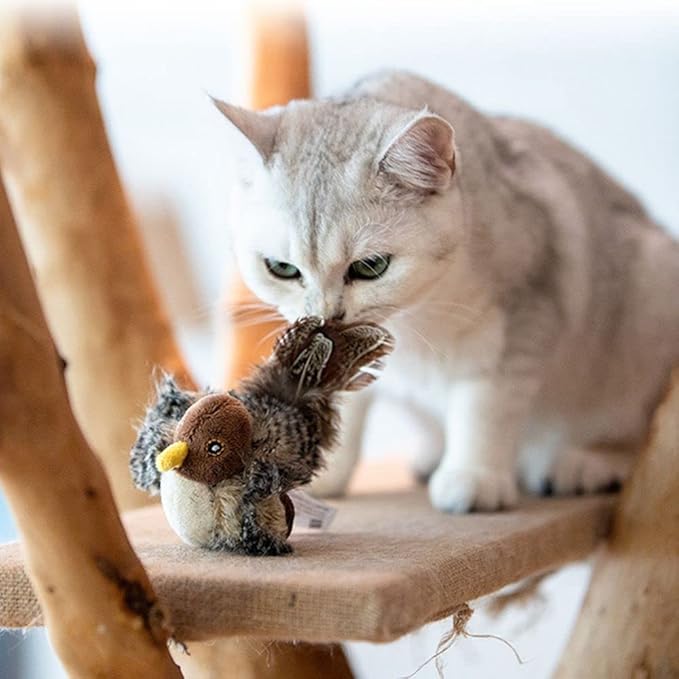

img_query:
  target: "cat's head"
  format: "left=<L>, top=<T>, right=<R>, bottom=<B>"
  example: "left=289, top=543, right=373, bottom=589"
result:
left=217, top=95, right=463, bottom=324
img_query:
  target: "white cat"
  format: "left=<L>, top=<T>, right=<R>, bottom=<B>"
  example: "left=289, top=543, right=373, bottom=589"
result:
left=216, top=71, right=679, bottom=512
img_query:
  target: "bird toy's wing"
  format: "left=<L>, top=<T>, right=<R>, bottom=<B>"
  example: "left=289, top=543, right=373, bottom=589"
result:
left=289, top=332, right=334, bottom=390
left=129, top=373, right=204, bottom=494
left=269, top=316, right=325, bottom=370
left=264, top=316, right=394, bottom=395
left=287, top=320, right=395, bottom=393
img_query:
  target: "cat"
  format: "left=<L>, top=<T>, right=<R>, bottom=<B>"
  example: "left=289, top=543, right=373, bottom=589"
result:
left=214, top=71, right=679, bottom=512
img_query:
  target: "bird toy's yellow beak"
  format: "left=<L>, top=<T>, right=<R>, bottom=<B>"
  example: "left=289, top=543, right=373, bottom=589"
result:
left=156, top=441, right=189, bottom=473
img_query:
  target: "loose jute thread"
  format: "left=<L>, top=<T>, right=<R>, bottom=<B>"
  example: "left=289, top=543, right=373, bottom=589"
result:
left=401, top=603, right=525, bottom=679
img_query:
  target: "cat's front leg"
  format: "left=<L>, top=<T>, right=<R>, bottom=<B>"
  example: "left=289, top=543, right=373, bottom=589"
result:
left=429, top=376, right=538, bottom=513
left=308, top=388, right=374, bottom=497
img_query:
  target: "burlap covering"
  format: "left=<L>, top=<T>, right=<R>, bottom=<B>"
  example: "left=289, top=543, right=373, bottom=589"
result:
left=0, top=487, right=614, bottom=643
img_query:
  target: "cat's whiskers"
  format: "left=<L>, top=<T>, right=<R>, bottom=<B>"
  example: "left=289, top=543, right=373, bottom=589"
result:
left=233, top=315, right=285, bottom=330
left=187, top=300, right=223, bottom=323
left=390, top=310, right=447, bottom=361
left=415, top=299, right=480, bottom=314
left=224, top=302, right=277, bottom=316
left=224, top=300, right=285, bottom=329
left=255, top=324, right=287, bottom=349
left=370, top=305, right=449, bottom=362
left=380, top=301, right=478, bottom=332
left=413, top=304, right=481, bottom=325
left=228, top=308, right=279, bottom=320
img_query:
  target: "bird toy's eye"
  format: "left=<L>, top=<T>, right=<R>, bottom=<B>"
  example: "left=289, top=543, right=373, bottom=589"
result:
left=207, top=440, right=223, bottom=456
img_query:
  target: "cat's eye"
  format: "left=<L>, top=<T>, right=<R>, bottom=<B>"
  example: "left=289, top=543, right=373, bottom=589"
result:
left=264, top=257, right=301, bottom=280
left=207, top=441, right=223, bottom=456
left=348, top=255, right=391, bottom=281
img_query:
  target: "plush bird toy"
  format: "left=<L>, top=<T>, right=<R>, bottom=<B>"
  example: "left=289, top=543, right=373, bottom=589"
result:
left=130, top=317, right=394, bottom=555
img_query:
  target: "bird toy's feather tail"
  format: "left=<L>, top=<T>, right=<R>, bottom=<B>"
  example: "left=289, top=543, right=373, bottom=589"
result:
left=321, top=322, right=395, bottom=393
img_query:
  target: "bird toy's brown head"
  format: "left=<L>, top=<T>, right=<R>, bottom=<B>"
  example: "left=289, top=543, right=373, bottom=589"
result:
left=155, top=393, right=253, bottom=486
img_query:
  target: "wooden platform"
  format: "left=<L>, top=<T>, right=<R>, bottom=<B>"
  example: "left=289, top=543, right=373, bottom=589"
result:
left=0, top=463, right=616, bottom=643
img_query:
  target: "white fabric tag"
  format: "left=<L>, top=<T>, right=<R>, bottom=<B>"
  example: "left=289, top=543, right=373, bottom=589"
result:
left=288, top=489, right=337, bottom=531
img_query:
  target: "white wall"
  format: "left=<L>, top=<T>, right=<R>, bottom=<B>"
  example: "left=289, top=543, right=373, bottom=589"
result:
left=2, top=1, right=677, bottom=677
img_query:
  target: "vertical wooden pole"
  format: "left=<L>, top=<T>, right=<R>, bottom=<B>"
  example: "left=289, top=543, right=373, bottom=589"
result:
left=250, top=6, right=311, bottom=109
left=555, top=369, right=679, bottom=677
left=0, top=178, right=182, bottom=678
left=0, top=8, right=193, bottom=510
left=221, top=6, right=310, bottom=387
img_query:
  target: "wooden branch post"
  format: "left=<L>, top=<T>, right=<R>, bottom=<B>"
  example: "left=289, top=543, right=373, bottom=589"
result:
left=0, top=179, right=182, bottom=678
left=0, top=8, right=351, bottom=677
left=0, top=9, right=191, bottom=510
left=555, top=370, right=679, bottom=677
left=221, top=6, right=309, bottom=387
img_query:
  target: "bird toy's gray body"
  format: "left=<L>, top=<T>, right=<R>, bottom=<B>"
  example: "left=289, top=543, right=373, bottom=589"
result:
left=130, top=317, right=393, bottom=555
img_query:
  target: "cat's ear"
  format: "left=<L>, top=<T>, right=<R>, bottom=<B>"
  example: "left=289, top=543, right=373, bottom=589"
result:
left=212, top=98, right=280, bottom=162
left=378, top=112, right=456, bottom=193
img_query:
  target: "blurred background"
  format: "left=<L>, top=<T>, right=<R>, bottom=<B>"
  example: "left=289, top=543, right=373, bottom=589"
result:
left=1, top=0, right=677, bottom=677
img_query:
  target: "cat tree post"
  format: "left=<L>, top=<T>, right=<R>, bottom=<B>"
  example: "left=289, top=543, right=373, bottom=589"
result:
left=555, top=369, right=679, bottom=677
left=0, top=179, right=182, bottom=678
left=221, top=5, right=307, bottom=387
left=0, top=9, right=191, bottom=511
left=0, top=7, right=351, bottom=676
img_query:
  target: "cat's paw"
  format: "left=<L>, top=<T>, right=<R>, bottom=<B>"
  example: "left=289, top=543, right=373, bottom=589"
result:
left=410, top=445, right=444, bottom=484
left=428, top=465, right=518, bottom=513
left=410, top=420, right=445, bottom=483
left=521, top=446, right=631, bottom=496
